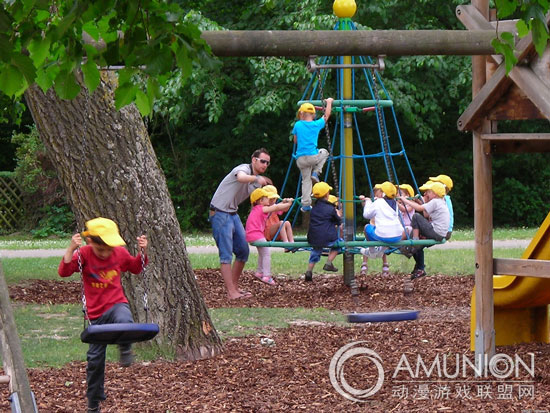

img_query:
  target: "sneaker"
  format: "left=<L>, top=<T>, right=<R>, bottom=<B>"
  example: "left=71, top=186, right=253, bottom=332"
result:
left=304, top=270, right=313, bottom=282
left=300, top=205, right=312, bottom=212
left=360, top=264, right=368, bottom=276
left=311, top=172, right=320, bottom=184
left=119, top=349, right=135, bottom=367
left=323, top=262, right=338, bottom=272
left=382, top=263, right=390, bottom=276
left=410, top=268, right=427, bottom=280
left=88, top=405, right=101, bottom=413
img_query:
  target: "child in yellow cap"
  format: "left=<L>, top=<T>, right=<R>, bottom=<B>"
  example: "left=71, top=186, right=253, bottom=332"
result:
left=399, top=181, right=450, bottom=280
left=359, top=182, right=405, bottom=276
left=58, top=217, right=148, bottom=412
left=429, top=174, right=454, bottom=240
left=246, top=188, right=293, bottom=285
left=262, top=185, right=295, bottom=247
left=292, top=97, right=334, bottom=212
left=304, top=182, right=342, bottom=281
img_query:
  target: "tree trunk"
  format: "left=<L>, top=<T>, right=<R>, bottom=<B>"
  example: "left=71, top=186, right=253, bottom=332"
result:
left=24, top=71, right=222, bottom=361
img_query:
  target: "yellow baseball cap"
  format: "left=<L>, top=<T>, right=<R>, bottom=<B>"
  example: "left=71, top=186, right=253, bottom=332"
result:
left=429, top=174, right=453, bottom=191
left=262, top=185, right=279, bottom=199
left=250, top=188, right=268, bottom=204
left=374, top=181, right=397, bottom=199
left=328, top=195, right=338, bottom=205
left=312, top=182, right=332, bottom=198
left=82, top=217, right=126, bottom=247
left=418, top=181, right=434, bottom=192
left=420, top=181, right=446, bottom=197
left=298, top=103, right=316, bottom=114
left=398, top=184, right=415, bottom=198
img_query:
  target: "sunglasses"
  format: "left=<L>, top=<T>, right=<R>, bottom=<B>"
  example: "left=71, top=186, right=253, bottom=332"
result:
left=255, top=158, right=270, bottom=165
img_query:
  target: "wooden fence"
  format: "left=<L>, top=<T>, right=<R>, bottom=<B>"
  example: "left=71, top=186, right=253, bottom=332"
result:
left=0, top=173, right=24, bottom=233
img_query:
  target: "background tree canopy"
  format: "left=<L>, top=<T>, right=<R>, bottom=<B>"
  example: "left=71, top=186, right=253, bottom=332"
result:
left=2, top=0, right=550, bottom=232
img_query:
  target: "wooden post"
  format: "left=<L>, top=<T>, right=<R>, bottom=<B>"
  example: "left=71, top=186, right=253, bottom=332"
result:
left=472, top=0, right=495, bottom=369
left=0, top=262, right=37, bottom=412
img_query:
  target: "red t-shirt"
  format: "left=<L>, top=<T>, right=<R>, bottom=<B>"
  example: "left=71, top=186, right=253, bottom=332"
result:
left=58, top=245, right=148, bottom=320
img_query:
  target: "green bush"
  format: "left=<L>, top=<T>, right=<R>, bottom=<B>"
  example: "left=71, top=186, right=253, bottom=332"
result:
left=11, top=125, right=75, bottom=235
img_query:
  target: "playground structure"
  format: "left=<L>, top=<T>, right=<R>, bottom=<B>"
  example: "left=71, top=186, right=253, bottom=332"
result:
left=3, top=0, right=550, bottom=410
left=202, top=0, right=550, bottom=368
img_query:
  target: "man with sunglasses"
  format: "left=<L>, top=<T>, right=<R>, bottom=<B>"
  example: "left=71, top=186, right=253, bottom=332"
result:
left=209, top=148, right=271, bottom=299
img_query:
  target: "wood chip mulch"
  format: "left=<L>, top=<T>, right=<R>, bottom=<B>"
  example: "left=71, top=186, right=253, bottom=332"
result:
left=3, top=269, right=550, bottom=412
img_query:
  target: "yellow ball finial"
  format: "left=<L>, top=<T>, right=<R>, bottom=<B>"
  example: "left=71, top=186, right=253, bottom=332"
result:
left=333, top=0, right=357, bottom=18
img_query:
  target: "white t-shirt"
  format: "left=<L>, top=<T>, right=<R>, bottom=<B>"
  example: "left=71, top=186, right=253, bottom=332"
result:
left=362, top=198, right=403, bottom=239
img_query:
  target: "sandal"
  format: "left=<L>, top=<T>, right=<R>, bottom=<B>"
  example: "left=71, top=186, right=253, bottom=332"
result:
left=382, top=264, right=390, bottom=276
left=254, top=272, right=276, bottom=286
left=360, top=264, right=368, bottom=276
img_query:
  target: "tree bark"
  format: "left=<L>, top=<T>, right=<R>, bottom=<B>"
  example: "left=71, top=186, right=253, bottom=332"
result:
left=24, top=71, right=222, bottom=361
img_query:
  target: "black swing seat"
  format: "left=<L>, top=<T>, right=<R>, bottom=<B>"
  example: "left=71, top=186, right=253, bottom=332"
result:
left=81, top=323, right=159, bottom=345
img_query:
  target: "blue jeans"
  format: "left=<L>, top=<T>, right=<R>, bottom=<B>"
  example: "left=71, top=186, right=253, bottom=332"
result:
left=309, top=238, right=342, bottom=264
left=87, top=303, right=133, bottom=407
left=365, top=224, right=402, bottom=243
left=210, top=211, right=249, bottom=264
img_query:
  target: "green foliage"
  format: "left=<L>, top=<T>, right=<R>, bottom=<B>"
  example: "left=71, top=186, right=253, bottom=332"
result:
left=0, top=0, right=211, bottom=116
left=11, top=124, right=75, bottom=234
left=30, top=204, right=74, bottom=238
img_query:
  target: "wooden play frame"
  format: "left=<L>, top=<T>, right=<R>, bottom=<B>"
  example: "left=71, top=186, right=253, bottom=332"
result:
left=202, top=0, right=550, bottom=368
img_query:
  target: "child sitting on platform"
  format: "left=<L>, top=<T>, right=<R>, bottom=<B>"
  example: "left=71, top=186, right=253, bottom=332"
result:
left=359, top=182, right=404, bottom=276
left=246, top=188, right=293, bottom=285
left=263, top=185, right=295, bottom=246
left=304, top=182, right=342, bottom=282
left=397, top=184, right=416, bottom=236
left=399, top=181, right=450, bottom=280
left=429, top=174, right=454, bottom=240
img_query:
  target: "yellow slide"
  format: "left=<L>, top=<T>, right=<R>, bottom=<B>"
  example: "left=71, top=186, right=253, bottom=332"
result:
left=471, top=211, right=550, bottom=348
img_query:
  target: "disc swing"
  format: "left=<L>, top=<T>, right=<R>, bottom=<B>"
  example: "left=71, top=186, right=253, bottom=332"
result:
left=77, top=245, right=159, bottom=345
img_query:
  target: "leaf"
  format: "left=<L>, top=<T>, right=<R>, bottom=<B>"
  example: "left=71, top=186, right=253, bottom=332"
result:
left=54, top=70, right=81, bottom=100
left=11, top=53, right=36, bottom=84
left=516, top=19, right=529, bottom=38
left=35, top=68, right=54, bottom=92
left=495, top=0, right=517, bottom=19
left=491, top=37, right=518, bottom=73
left=114, top=82, right=138, bottom=109
left=27, top=36, right=51, bottom=67
left=0, top=65, right=26, bottom=97
left=82, top=60, right=100, bottom=92
left=0, top=34, right=12, bottom=62
left=135, top=89, right=151, bottom=116
left=531, top=17, right=549, bottom=56
left=0, top=7, right=13, bottom=32
left=82, top=21, right=100, bottom=41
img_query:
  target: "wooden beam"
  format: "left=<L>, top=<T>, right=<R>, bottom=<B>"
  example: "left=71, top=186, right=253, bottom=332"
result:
left=456, top=5, right=505, bottom=64
left=481, top=133, right=550, bottom=140
left=457, top=33, right=537, bottom=131
left=508, top=66, right=550, bottom=119
left=494, top=258, right=550, bottom=277
left=0, top=263, right=36, bottom=411
left=201, top=30, right=500, bottom=57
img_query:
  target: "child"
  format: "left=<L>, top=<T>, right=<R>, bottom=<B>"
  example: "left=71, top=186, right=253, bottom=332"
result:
left=359, top=182, right=404, bottom=276
left=263, top=185, right=295, bottom=245
left=246, top=188, right=293, bottom=285
left=397, top=184, right=415, bottom=236
left=429, top=174, right=454, bottom=240
left=292, top=98, right=334, bottom=212
left=304, top=182, right=342, bottom=281
left=399, top=181, right=450, bottom=280
left=58, top=217, right=148, bottom=413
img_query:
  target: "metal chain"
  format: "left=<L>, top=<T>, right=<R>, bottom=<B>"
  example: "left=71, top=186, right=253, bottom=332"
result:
left=316, top=69, right=339, bottom=196
left=370, top=68, right=394, bottom=182
left=77, top=248, right=90, bottom=327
